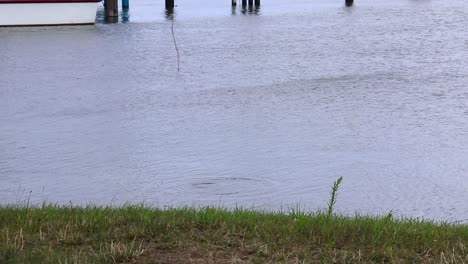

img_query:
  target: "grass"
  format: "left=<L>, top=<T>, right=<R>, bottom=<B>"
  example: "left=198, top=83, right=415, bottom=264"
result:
left=0, top=205, right=467, bottom=263
left=326, top=176, right=343, bottom=218
left=0, top=178, right=467, bottom=263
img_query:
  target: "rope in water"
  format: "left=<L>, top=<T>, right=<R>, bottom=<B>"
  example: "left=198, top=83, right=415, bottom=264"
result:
left=171, top=17, right=180, bottom=72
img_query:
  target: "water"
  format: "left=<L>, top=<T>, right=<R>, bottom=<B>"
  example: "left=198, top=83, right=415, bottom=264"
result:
left=1, top=0, right=467, bottom=222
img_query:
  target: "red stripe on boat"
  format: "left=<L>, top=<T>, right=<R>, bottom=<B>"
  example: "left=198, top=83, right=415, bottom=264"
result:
left=0, top=0, right=101, bottom=3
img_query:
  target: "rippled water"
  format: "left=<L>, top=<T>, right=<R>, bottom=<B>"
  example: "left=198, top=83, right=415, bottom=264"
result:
left=1, top=0, right=467, bottom=222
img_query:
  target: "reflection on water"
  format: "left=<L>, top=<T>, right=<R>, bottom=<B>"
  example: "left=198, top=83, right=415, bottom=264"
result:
left=121, top=9, right=130, bottom=23
left=240, top=5, right=261, bottom=15
left=165, top=9, right=175, bottom=20
left=0, top=0, right=467, bottom=223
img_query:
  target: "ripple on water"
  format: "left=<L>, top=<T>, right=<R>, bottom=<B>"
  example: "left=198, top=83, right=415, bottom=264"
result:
left=192, top=177, right=255, bottom=195
left=159, top=175, right=282, bottom=203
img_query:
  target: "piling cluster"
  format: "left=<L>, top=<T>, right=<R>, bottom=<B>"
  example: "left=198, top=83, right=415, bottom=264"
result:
left=103, top=0, right=353, bottom=19
left=231, top=0, right=261, bottom=7
left=103, top=0, right=128, bottom=17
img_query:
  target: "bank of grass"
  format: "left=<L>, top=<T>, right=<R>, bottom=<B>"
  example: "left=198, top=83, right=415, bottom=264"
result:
left=2, top=178, right=467, bottom=263
left=0, top=205, right=466, bottom=263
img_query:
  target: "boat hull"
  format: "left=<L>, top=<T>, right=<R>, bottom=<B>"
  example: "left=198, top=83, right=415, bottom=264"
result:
left=0, top=2, right=98, bottom=26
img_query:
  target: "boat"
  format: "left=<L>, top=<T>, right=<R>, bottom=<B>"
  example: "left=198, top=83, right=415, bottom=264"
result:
left=0, top=0, right=101, bottom=26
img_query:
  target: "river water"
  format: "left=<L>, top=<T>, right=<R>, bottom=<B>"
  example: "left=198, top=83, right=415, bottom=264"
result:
left=1, top=0, right=467, bottom=222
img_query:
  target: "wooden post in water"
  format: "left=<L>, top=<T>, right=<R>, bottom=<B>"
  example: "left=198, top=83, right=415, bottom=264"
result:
left=242, top=0, right=246, bottom=6
left=105, top=0, right=118, bottom=17
left=254, top=0, right=260, bottom=6
left=232, top=0, right=236, bottom=6
left=122, top=0, right=129, bottom=9
left=248, top=0, right=253, bottom=6
left=165, top=0, right=174, bottom=10
left=345, top=0, right=353, bottom=6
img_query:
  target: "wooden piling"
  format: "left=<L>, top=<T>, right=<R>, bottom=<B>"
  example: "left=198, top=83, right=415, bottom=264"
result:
left=105, top=0, right=118, bottom=17
left=254, top=0, right=260, bottom=6
left=241, top=0, right=246, bottom=6
left=232, top=0, right=236, bottom=6
left=345, top=0, right=353, bottom=6
left=165, top=0, right=174, bottom=10
left=248, top=0, right=253, bottom=6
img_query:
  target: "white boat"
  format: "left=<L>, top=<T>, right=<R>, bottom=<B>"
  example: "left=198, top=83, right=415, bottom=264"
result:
left=0, top=0, right=101, bottom=26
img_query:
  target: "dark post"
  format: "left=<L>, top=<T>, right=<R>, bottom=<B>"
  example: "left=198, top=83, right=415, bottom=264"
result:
left=254, top=0, right=260, bottom=6
left=165, top=0, right=174, bottom=10
left=232, top=0, right=236, bottom=6
left=241, top=0, right=246, bottom=6
left=345, top=0, right=353, bottom=6
left=122, top=0, right=129, bottom=9
left=105, top=0, right=118, bottom=17
left=248, top=0, right=253, bottom=6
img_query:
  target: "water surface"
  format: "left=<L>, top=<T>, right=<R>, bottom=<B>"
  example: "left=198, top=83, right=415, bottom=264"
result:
left=1, top=0, right=467, bottom=222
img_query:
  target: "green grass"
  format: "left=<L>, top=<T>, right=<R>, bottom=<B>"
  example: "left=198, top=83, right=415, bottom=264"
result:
left=1, top=178, right=467, bottom=263
left=0, top=204, right=467, bottom=263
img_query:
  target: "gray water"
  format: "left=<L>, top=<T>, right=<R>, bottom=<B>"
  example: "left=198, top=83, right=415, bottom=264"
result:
left=1, top=0, right=467, bottom=222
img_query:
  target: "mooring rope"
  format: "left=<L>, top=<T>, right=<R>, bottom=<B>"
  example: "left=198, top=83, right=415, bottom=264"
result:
left=171, top=17, right=180, bottom=72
